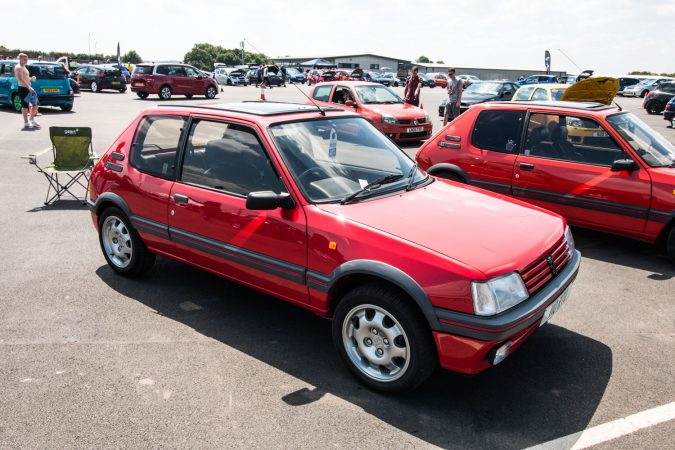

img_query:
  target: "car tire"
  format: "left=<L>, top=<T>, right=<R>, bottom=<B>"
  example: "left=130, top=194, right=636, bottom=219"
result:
left=159, top=85, right=172, bottom=100
left=227, top=79, right=232, bottom=86
left=90, top=81, right=99, bottom=93
left=136, top=92, right=149, bottom=99
left=98, top=207, right=155, bottom=278
left=205, top=86, right=217, bottom=99
left=12, top=93, right=22, bottom=112
left=119, top=89, right=126, bottom=94
left=640, top=90, right=649, bottom=98
left=666, top=226, right=675, bottom=263
left=60, top=104, right=73, bottom=112
left=646, top=102, right=661, bottom=115
left=332, top=282, right=437, bottom=393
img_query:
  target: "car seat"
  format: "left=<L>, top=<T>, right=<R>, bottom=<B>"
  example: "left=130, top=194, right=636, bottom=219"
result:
left=550, top=125, right=584, bottom=163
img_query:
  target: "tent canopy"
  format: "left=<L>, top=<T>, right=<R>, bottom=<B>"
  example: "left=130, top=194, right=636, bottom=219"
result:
left=300, top=58, right=336, bottom=68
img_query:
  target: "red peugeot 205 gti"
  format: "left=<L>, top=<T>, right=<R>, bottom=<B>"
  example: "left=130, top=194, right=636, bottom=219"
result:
left=88, top=102, right=580, bottom=393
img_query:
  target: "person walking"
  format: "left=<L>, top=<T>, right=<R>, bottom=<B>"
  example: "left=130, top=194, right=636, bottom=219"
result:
left=256, top=64, right=263, bottom=88
left=443, top=68, right=463, bottom=126
left=14, top=53, right=40, bottom=130
left=280, top=66, right=287, bottom=87
left=403, top=66, right=422, bottom=106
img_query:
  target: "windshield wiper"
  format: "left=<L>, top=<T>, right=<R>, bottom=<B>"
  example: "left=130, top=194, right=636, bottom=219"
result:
left=405, top=163, right=419, bottom=191
left=340, top=174, right=404, bottom=204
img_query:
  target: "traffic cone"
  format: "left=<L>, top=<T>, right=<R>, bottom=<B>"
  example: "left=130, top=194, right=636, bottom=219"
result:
left=260, top=86, right=266, bottom=101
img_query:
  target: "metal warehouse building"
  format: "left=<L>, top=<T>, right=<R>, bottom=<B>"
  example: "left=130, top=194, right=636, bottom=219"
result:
left=273, top=53, right=565, bottom=80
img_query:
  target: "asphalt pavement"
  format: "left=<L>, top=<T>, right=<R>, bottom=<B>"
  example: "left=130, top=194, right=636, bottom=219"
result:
left=0, top=85, right=673, bottom=449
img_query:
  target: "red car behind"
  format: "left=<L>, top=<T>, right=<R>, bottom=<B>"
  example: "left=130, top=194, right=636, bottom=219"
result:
left=416, top=101, right=675, bottom=259
left=130, top=63, right=219, bottom=100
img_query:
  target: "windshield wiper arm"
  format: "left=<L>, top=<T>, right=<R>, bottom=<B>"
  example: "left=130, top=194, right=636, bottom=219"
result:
left=341, top=174, right=404, bottom=204
left=406, top=163, right=419, bottom=191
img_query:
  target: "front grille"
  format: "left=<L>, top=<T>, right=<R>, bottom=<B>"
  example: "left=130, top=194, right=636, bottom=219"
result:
left=520, top=237, right=571, bottom=295
left=398, top=117, right=426, bottom=125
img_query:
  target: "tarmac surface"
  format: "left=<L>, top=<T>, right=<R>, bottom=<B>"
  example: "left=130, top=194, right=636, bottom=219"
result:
left=0, top=84, right=673, bottom=449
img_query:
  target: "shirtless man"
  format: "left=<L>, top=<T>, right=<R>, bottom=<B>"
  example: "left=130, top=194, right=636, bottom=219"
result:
left=14, top=53, right=40, bottom=129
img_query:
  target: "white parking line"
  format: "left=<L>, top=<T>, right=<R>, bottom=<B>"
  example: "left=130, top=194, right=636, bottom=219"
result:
left=525, top=402, right=675, bottom=450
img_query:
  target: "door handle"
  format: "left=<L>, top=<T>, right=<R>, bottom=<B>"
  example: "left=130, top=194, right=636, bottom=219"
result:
left=519, top=163, right=535, bottom=171
left=173, top=193, right=189, bottom=205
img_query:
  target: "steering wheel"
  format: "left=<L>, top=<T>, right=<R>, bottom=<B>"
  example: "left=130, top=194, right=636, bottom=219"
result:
left=298, top=166, right=329, bottom=185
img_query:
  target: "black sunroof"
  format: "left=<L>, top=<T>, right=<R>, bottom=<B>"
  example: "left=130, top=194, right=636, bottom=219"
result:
left=160, top=101, right=343, bottom=116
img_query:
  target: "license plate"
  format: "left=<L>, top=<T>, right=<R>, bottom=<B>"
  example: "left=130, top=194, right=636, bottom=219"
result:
left=42, top=88, right=59, bottom=93
left=540, top=286, right=571, bottom=327
left=593, top=131, right=608, bottom=137
left=134, top=82, right=144, bottom=87
left=407, top=127, right=424, bottom=133
left=112, top=81, right=121, bottom=85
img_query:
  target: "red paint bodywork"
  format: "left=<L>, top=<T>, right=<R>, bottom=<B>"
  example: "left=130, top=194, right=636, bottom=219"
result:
left=130, top=63, right=218, bottom=97
left=428, top=73, right=449, bottom=88
left=415, top=102, right=675, bottom=244
left=307, top=81, right=433, bottom=142
left=89, top=104, right=575, bottom=375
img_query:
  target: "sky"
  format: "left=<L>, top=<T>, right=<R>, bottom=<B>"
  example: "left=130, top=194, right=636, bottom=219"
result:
left=2, top=0, right=674, bottom=74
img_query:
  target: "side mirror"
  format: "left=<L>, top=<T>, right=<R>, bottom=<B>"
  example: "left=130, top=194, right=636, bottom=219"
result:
left=610, top=159, right=639, bottom=172
left=246, top=191, right=295, bottom=210
left=345, top=100, right=355, bottom=108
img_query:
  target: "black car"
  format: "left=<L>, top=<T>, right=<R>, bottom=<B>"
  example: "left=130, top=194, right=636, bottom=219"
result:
left=664, top=97, right=675, bottom=127
left=644, top=81, right=675, bottom=115
left=438, top=81, right=519, bottom=116
left=69, top=65, right=127, bottom=93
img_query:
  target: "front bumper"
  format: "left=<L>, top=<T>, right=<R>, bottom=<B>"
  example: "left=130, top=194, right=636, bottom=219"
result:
left=433, top=249, right=581, bottom=374
left=380, top=123, right=433, bottom=141
left=37, top=94, right=75, bottom=106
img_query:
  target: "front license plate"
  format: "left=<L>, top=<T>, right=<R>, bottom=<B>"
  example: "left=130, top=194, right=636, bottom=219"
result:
left=407, top=127, right=424, bottom=133
left=42, top=88, right=59, bottom=93
left=593, top=131, right=608, bottom=137
left=540, top=286, right=571, bottom=327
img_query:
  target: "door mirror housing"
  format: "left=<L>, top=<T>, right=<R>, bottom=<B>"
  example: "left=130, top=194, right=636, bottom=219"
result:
left=246, top=191, right=295, bottom=210
left=610, top=159, right=639, bottom=172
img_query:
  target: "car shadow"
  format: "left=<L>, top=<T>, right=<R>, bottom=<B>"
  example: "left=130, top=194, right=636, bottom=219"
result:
left=0, top=105, right=73, bottom=115
left=572, top=227, right=674, bottom=280
left=96, top=259, right=612, bottom=449
left=26, top=199, right=87, bottom=212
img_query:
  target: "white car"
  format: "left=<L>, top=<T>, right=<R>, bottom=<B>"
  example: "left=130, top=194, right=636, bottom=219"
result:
left=623, top=78, right=674, bottom=98
left=458, top=74, right=480, bottom=86
left=214, top=68, right=249, bottom=86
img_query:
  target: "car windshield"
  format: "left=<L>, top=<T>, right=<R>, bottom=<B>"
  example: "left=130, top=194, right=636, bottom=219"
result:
left=606, top=112, right=675, bottom=168
left=551, top=88, right=567, bottom=100
left=269, top=117, right=426, bottom=203
left=464, top=82, right=502, bottom=95
left=287, top=68, right=299, bottom=74
left=27, top=64, right=67, bottom=80
left=354, top=85, right=403, bottom=104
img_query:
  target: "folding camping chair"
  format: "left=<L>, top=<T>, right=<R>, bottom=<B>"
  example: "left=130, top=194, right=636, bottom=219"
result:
left=23, top=127, right=98, bottom=205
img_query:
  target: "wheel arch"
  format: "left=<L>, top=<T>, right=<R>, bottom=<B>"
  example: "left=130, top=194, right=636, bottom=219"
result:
left=325, top=260, right=440, bottom=330
left=91, top=192, right=132, bottom=221
left=425, top=163, right=469, bottom=183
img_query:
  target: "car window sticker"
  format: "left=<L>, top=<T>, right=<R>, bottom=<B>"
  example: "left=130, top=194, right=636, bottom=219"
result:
left=328, top=124, right=338, bottom=160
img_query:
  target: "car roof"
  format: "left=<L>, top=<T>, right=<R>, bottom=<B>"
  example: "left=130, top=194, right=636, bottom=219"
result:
left=486, top=100, right=619, bottom=113
left=314, top=81, right=389, bottom=87
left=159, top=101, right=346, bottom=117
left=516, top=83, right=569, bottom=90
left=2, top=60, right=60, bottom=66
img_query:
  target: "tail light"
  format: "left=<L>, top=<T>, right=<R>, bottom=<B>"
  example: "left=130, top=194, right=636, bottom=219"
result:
left=667, top=104, right=673, bottom=111
left=98, top=71, right=104, bottom=78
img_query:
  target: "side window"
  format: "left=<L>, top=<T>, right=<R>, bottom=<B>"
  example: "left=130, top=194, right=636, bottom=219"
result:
left=180, top=120, right=284, bottom=197
left=471, top=110, right=524, bottom=153
left=155, top=65, right=169, bottom=75
left=131, top=115, right=186, bottom=179
left=514, top=87, right=534, bottom=101
left=532, top=88, right=549, bottom=101
left=312, top=85, right=332, bottom=102
left=168, top=66, right=186, bottom=77
left=524, top=113, right=623, bottom=165
left=184, top=67, right=199, bottom=77
left=331, top=86, right=354, bottom=104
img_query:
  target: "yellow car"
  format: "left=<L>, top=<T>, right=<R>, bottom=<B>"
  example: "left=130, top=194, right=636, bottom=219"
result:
left=512, top=83, right=569, bottom=102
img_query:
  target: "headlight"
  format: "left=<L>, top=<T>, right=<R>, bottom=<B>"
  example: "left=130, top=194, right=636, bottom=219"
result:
left=381, top=114, right=398, bottom=125
left=471, top=272, right=529, bottom=316
left=565, top=225, right=575, bottom=254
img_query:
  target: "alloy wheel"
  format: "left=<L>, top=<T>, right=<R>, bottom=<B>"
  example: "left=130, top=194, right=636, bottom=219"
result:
left=342, top=304, right=410, bottom=382
left=101, top=216, right=133, bottom=268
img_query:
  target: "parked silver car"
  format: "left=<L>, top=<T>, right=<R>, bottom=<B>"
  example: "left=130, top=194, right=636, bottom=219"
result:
left=214, top=68, right=249, bottom=86
left=623, top=78, right=674, bottom=98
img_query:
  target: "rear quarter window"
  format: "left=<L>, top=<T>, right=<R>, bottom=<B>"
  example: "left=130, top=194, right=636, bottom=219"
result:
left=471, top=110, right=525, bottom=153
left=131, top=115, right=187, bottom=180
left=134, top=66, right=154, bottom=75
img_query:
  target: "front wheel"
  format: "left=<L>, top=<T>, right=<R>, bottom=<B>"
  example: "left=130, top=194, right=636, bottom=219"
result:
left=332, top=283, right=437, bottom=393
left=60, top=103, right=73, bottom=112
left=12, top=93, right=22, bottom=112
left=90, top=81, right=99, bottom=93
left=205, top=85, right=217, bottom=99
left=640, top=90, right=649, bottom=98
left=98, top=207, right=155, bottom=277
left=159, top=85, right=172, bottom=100
left=666, top=226, right=675, bottom=263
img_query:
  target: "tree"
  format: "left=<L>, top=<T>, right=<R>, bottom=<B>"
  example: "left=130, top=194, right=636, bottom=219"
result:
left=416, top=55, right=430, bottom=63
left=184, top=43, right=268, bottom=70
left=122, top=50, right=142, bottom=64
left=436, top=60, right=445, bottom=64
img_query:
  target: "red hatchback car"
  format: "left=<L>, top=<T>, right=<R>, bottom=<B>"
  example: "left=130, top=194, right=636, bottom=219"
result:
left=307, top=81, right=433, bottom=142
left=416, top=101, right=675, bottom=260
left=130, top=63, right=219, bottom=100
left=88, top=102, right=579, bottom=392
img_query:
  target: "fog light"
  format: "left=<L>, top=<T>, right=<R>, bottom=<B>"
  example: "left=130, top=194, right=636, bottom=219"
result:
left=490, top=341, right=512, bottom=365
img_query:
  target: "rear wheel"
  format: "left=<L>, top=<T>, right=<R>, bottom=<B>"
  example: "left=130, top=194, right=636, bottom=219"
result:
left=640, top=90, right=649, bottom=98
left=136, top=92, right=149, bottom=99
left=12, top=93, right=22, bottom=112
left=98, top=207, right=155, bottom=277
left=159, top=85, right=172, bottom=100
left=666, top=227, right=675, bottom=263
left=90, top=81, right=99, bottom=93
left=60, top=103, right=73, bottom=112
left=205, top=85, right=217, bottom=99
left=332, top=283, right=437, bottom=393
left=119, top=88, right=126, bottom=93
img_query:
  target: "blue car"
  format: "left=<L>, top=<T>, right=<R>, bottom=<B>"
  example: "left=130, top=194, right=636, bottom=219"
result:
left=284, top=67, right=306, bottom=84
left=664, top=96, right=675, bottom=127
left=0, top=60, right=74, bottom=112
left=517, top=74, right=559, bottom=86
